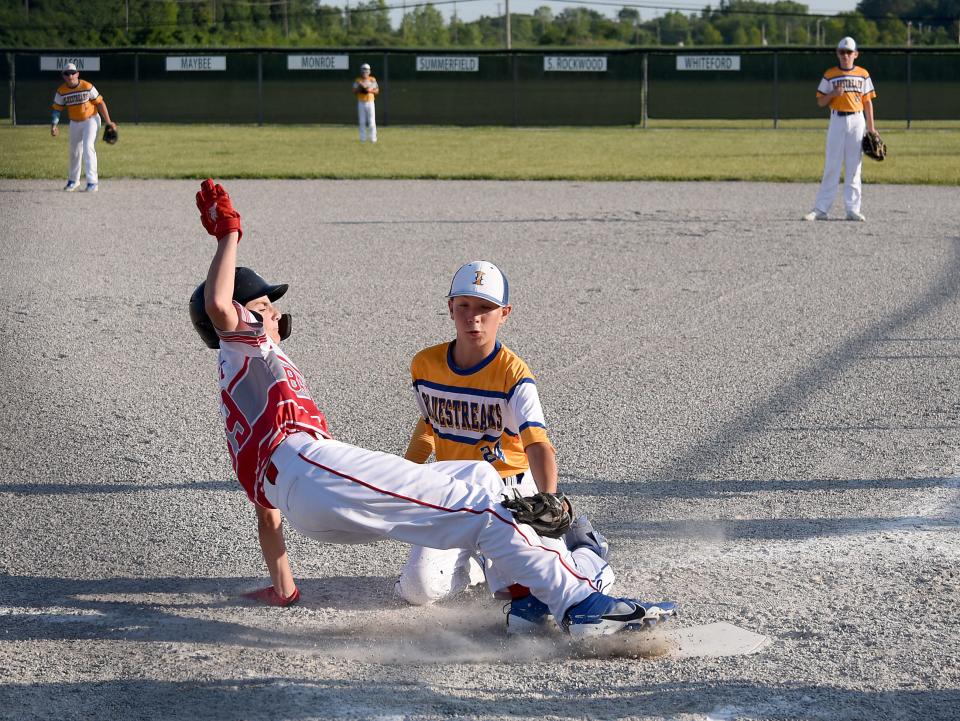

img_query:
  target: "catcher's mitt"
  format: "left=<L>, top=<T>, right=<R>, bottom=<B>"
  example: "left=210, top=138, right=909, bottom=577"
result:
left=501, top=492, right=572, bottom=539
left=862, top=130, right=885, bottom=161
left=103, top=124, right=118, bottom=145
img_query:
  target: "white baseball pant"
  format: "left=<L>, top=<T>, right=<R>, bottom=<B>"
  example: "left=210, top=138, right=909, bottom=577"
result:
left=813, top=111, right=866, bottom=216
left=396, top=471, right=615, bottom=605
left=357, top=100, right=377, bottom=142
left=68, top=115, right=101, bottom=185
left=261, top=433, right=597, bottom=619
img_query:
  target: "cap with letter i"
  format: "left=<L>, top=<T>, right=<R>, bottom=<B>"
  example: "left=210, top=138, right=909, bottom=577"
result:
left=837, top=37, right=857, bottom=51
left=447, top=260, right=509, bottom=307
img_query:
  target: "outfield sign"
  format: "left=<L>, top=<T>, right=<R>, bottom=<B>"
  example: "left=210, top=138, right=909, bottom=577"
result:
left=41, top=56, right=100, bottom=72
left=677, top=55, right=741, bottom=71
left=165, top=56, right=227, bottom=72
left=287, top=55, right=349, bottom=71
left=416, top=56, right=479, bottom=72
left=544, top=56, right=607, bottom=72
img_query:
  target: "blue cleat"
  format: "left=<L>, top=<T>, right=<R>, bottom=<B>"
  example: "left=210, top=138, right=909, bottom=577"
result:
left=563, top=592, right=677, bottom=639
left=506, top=594, right=553, bottom=635
left=63, top=181, right=79, bottom=192
left=84, top=183, right=98, bottom=193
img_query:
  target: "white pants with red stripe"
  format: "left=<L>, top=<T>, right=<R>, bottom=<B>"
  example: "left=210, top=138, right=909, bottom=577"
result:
left=396, top=471, right=615, bottom=605
left=262, top=433, right=596, bottom=619
left=813, top=111, right=866, bottom=215
left=68, top=115, right=100, bottom=184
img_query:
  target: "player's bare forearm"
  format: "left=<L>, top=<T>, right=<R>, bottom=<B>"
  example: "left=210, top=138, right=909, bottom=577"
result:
left=255, top=505, right=298, bottom=598
left=97, top=100, right=114, bottom=127
left=525, top=442, right=558, bottom=494
left=204, top=231, right=241, bottom=332
left=864, top=99, right=875, bottom=132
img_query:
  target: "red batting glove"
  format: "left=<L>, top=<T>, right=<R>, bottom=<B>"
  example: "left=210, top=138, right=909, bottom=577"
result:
left=196, top=178, right=243, bottom=241
left=243, top=586, right=300, bottom=607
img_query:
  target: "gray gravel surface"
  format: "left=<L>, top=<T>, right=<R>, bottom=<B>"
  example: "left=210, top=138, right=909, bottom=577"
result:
left=1, top=179, right=959, bottom=721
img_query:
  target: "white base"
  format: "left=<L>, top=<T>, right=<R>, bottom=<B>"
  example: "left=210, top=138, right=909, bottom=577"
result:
left=664, top=622, right=771, bottom=658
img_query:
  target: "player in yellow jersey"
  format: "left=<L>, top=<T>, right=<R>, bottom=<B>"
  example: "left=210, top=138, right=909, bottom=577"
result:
left=395, top=261, right=615, bottom=634
left=50, top=63, right=117, bottom=193
left=804, top=37, right=877, bottom=222
left=352, top=63, right=379, bottom=143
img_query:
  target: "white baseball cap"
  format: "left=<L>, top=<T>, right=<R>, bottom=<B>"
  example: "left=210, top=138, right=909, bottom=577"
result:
left=62, top=63, right=78, bottom=73
left=360, top=63, right=371, bottom=71
left=447, top=261, right=509, bottom=306
left=837, top=37, right=857, bottom=51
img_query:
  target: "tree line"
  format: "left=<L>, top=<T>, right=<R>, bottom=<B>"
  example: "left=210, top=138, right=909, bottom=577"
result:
left=1, top=0, right=958, bottom=48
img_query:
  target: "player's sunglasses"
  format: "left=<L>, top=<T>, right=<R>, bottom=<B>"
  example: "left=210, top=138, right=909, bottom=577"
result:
left=837, top=50, right=854, bottom=55
left=62, top=71, right=78, bottom=76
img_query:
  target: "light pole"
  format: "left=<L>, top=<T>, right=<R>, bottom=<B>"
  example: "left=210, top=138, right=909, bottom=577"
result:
left=505, top=0, right=511, bottom=49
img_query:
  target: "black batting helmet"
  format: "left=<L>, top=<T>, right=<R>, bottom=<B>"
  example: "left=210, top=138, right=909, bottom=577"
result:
left=189, top=267, right=292, bottom=349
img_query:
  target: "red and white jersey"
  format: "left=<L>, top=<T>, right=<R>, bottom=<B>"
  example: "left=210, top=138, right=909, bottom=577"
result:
left=216, top=302, right=330, bottom=507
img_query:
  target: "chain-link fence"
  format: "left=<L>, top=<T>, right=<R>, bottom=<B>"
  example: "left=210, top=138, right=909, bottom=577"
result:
left=6, top=47, right=959, bottom=126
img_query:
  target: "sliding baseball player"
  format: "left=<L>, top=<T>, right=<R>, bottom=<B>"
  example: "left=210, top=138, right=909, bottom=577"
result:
left=189, top=179, right=677, bottom=638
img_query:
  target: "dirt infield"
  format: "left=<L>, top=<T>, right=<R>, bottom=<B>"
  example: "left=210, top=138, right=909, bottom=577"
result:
left=1, top=179, right=958, bottom=721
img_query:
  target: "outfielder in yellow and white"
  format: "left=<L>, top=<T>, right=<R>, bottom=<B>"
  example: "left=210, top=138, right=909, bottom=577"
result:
left=804, top=36, right=877, bottom=222
left=352, top=63, right=379, bottom=143
left=50, top=62, right=117, bottom=193
left=395, top=261, right=615, bottom=634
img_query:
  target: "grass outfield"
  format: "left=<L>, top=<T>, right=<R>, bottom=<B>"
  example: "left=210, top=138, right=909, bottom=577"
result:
left=1, top=124, right=958, bottom=184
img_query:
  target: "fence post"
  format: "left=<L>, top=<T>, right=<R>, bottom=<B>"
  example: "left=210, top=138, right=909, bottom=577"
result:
left=9, top=53, right=16, bottom=126
left=641, top=52, right=648, bottom=128
left=133, top=53, right=140, bottom=125
left=257, top=53, right=264, bottom=127
left=382, top=52, right=389, bottom=127
left=905, top=50, right=912, bottom=130
left=511, top=52, right=518, bottom=127
left=773, top=51, right=779, bottom=129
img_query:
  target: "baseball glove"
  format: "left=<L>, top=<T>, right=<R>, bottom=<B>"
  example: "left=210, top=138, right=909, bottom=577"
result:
left=103, top=124, right=118, bottom=145
left=862, top=130, right=886, bottom=161
left=501, top=492, right=572, bottom=539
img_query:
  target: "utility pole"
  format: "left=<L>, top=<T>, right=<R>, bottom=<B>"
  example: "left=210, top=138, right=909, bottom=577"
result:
left=816, top=18, right=822, bottom=45
left=125, top=0, right=129, bottom=32
left=505, top=0, right=511, bottom=49
left=453, top=2, right=458, bottom=44
left=907, top=20, right=912, bottom=46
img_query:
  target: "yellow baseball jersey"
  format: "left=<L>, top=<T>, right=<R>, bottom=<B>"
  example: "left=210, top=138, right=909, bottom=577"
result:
left=353, top=75, right=378, bottom=102
left=816, top=66, right=876, bottom=113
left=411, top=341, right=552, bottom=478
left=52, top=79, right=103, bottom=122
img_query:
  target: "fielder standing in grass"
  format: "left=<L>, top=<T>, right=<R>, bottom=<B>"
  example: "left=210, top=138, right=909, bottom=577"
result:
left=50, top=63, right=117, bottom=193
left=804, top=36, right=877, bottom=222
left=352, top=63, right=379, bottom=143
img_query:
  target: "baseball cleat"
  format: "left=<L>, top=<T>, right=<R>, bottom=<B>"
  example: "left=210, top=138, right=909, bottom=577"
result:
left=506, top=594, right=553, bottom=635
left=803, top=210, right=828, bottom=221
left=84, top=183, right=98, bottom=193
left=846, top=211, right=866, bottom=221
left=63, top=181, right=79, bottom=192
left=563, top=592, right=677, bottom=639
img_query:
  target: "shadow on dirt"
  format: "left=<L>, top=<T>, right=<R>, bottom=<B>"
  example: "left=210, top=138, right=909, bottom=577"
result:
left=1, top=677, right=957, bottom=721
